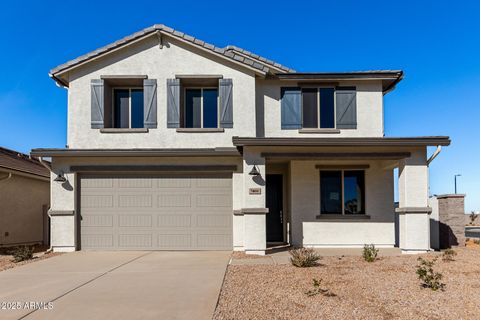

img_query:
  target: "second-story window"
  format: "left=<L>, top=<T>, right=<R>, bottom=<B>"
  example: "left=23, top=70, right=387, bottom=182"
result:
left=182, top=88, right=219, bottom=128
left=302, top=88, right=335, bottom=129
left=113, top=88, right=144, bottom=128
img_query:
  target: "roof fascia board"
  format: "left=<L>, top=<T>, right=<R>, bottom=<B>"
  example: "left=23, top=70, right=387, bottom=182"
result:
left=0, top=167, right=50, bottom=181
left=30, top=148, right=241, bottom=158
left=232, top=137, right=451, bottom=147
left=51, top=31, right=158, bottom=78
left=51, top=30, right=267, bottom=83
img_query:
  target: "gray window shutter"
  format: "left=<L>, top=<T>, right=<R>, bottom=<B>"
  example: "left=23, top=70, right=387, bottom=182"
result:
left=166, top=79, right=180, bottom=128
left=281, top=87, right=301, bottom=129
left=91, top=79, right=104, bottom=128
left=143, top=79, right=157, bottom=128
left=336, top=87, right=357, bottom=129
left=219, top=79, right=233, bottom=128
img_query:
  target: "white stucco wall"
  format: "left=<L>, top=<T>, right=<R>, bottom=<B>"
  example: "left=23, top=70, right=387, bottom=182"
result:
left=257, top=79, right=385, bottom=138
left=66, top=35, right=257, bottom=149
left=290, top=160, right=395, bottom=247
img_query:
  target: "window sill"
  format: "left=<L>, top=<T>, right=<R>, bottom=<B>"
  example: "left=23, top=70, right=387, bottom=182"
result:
left=176, top=128, right=225, bottom=133
left=298, top=128, right=341, bottom=134
left=315, top=214, right=370, bottom=221
left=100, top=128, right=149, bottom=133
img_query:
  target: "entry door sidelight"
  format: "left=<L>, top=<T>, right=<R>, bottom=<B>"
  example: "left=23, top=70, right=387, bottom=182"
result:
left=266, top=174, right=284, bottom=242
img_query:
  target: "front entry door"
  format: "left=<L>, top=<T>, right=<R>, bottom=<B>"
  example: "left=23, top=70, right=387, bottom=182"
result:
left=266, top=174, right=284, bottom=242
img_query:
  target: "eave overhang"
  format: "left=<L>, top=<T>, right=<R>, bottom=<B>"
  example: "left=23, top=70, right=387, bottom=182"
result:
left=30, top=148, right=240, bottom=158
left=273, top=71, right=404, bottom=93
left=232, top=136, right=451, bottom=147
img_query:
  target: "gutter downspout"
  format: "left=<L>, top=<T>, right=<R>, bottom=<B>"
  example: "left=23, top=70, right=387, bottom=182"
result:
left=427, top=145, right=442, bottom=166
left=426, top=145, right=442, bottom=199
left=38, top=156, right=54, bottom=253
left=0, top=172, right=12, bottom=182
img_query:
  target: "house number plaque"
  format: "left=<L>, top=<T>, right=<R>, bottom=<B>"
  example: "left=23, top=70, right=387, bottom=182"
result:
left=249, top=188, right=262, bottom=195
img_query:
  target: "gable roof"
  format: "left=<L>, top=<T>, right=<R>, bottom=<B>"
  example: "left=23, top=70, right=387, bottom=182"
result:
left=50, top=24, right=295, bottom=86
left=0, top=147, right=50, bottom=179
left=49, top=24, right=403, bottom=92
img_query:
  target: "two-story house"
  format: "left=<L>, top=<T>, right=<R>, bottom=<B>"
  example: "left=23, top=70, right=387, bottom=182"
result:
left=32, top=24, right=450, bottom=255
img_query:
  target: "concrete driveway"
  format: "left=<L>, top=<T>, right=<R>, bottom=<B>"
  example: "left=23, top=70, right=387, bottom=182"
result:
left=0, top=251, right=230, bottom=320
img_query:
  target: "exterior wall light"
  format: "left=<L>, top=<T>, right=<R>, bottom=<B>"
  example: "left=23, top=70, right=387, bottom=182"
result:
left=249, top=165, right=261, bottom=176
left=54, top=171, right=67, bottom=183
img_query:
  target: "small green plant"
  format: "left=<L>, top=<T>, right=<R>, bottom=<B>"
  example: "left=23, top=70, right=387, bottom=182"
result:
left=289, top=247, right=321, bottom=267
left=362, top=244, right=379, bottom=262
left=305, top=278, right=336, bottom=297
left=416, top=257, right=445, bottom=291
left=442, top=249, right=457, bottom=262
left=11, top=245, right=34, bottom=263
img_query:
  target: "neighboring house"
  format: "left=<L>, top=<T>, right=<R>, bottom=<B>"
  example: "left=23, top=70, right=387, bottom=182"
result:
left=31, top=24, right=450, bottom=254
left=0, top=147, right=50, bottom=246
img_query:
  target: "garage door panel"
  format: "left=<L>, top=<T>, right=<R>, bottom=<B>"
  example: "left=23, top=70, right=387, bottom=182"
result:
left=158, top=233, right=192, bottom=248
left=119, top=215, right=153, bottom=227
left=118, top=234, right=153, bottom=248
left=82, top=195, right=114, bottom=208
left=157, top=214, right=192, bottom=227
left=157, top=194, right=192, bottom=207
left=118, top=194, right=153, bottom=208
left=117, top=177, right=153, bottom=188
left=82, top=214, right=114, bottom=227
left=80, top=174, right=232, bottom=250
left=82, top=234, right=114, bottom=248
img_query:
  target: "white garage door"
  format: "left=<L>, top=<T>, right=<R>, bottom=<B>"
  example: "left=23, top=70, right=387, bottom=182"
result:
left=79, top=174, right=232, bottom=250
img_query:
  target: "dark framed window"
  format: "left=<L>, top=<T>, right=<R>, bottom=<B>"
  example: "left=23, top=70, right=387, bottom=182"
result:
left=320, top=170, right=365, bottom=215
left=113, top=88, right=144, bottom=128
left=183, top=88, right=219, bottom=128
left=301, top=87, right=335, bottom=129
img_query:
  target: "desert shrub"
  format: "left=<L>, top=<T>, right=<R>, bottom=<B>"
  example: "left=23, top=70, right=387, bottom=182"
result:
left=470, top=212, right=478, bottom=225
left=305, top=278, right=336, bottom=297
left=289, top=247, right=321, bottom=267
left=442, top=249, right=457, bottom=262
left=416, top=257, right=445, bottom=291
left=362, top=244, right=379, bottom=262
left=474, top=239, right=480, bottom=245
left=11, top=245, right=34, bottom=263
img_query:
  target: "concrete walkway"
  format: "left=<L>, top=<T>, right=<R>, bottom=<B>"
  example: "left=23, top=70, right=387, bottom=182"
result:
left=0, top=251, right=230, bottom=320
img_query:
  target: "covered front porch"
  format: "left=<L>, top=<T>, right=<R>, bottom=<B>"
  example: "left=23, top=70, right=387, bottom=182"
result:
left=232, top=136, right=450, bottom=255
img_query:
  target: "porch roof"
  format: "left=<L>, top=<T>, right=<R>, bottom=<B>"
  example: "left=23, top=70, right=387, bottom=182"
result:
left=232, top=136, right=451, bottom=147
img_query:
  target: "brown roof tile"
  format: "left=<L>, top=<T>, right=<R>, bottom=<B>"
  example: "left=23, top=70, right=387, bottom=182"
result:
left=0, top=147, right=49, bottom=178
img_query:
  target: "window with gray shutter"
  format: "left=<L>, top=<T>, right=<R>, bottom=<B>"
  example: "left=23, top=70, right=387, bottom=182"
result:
left=167, top=79, right=180, bottom=128
left=143, top=79, right=157, bottom=128
left=336, top=87, right=357, bottom=129
left=219, top=79, right=233, bottom=128
left=281, top=87, right=301, bottom=129
left=91, top=79, right=105, bottom=128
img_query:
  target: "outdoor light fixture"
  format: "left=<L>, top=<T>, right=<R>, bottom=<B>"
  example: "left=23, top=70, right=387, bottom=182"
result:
left=249, top=165, right=261, bottom=177
left=54, top=171, right=67, bottom=183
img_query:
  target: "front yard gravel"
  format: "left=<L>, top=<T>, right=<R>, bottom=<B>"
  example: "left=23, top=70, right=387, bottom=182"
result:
left=214, top=247, right=480, bottom=320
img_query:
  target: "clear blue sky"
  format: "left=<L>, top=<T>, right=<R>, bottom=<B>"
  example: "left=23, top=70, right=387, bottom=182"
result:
left=0, top=1, right=478, bottom=211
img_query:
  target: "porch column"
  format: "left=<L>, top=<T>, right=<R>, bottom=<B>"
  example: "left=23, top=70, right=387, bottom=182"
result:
left=242, top=147, right=267, bottom=255
left=49, top=159, right=76, bottom=252
left=396, top=148, right=431, bottom=253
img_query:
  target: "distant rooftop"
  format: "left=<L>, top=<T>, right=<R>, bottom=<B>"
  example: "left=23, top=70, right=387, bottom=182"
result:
left=0, top=147, right=49, bottom=178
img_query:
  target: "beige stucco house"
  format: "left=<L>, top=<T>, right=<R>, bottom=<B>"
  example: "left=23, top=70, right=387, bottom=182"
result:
left=31, top=24, right=450, bottom=255
left=0, top=147, right=50, bottom=246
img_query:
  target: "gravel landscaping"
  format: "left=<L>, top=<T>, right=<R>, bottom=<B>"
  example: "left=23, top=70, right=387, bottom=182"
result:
left=0, top=245, right=61, bottom=272
left=214, top=246, right=480, bottom=320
